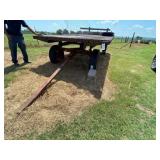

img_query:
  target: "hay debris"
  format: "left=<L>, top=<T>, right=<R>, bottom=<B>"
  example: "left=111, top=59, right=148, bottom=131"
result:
left=4, top=51, right=116, bottom=139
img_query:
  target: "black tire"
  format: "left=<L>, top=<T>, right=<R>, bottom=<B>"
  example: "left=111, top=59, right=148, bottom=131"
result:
left=49, top=45, right=64, bottom=63
left=151, top=55, right=156, bottom=73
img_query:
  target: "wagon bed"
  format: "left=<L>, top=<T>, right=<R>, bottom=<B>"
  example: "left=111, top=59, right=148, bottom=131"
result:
left=17, top=28, right=114, bottom=113
left=33, top=34, right=114, bottom=45
left=33, top=33, right=114, bottom=68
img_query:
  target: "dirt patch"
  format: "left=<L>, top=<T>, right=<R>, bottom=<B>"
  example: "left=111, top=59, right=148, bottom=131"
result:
left=4, top=50, right=116, bottom=139
left=4, top=50, right=25, bottom=67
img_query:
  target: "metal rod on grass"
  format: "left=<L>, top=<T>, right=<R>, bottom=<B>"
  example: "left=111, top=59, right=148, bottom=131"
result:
left=17, top=57, right=70, bottom=116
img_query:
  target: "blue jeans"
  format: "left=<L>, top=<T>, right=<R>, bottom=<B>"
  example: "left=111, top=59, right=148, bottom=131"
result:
left=8, top=35, right=28, bottom=64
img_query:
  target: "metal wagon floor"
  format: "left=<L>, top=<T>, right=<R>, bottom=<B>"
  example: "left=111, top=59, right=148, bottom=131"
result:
left=33, top=34, right=114, bottom=45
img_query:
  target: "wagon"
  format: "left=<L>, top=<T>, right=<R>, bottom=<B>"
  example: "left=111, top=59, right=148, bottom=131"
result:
left=18, top=28, right=114, bottom=114
left=33, top=27, right=114, bottom=76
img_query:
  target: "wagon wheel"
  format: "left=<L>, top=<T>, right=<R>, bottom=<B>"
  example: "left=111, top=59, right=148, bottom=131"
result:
left=49, top=45, right=64, bottom=63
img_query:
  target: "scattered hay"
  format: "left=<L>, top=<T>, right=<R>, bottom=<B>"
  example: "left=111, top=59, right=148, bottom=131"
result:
left=4, top=51, right=116, bottom=139
left=101, top=78, right=117, bottom=101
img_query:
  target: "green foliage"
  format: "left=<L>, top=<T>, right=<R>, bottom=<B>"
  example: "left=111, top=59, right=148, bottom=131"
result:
left=70, top=30, right=75, bottom=34
left=56, top=29, right=63, bottom=35
left=136, top=36, right=143, bottom=40
left=63, top=29, right=69, bottom=34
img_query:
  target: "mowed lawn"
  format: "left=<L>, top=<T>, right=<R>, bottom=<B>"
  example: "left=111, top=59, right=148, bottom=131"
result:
left=4, top=34, right=156, bottom=139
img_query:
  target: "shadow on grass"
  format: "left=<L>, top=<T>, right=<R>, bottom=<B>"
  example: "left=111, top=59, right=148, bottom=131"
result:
left=30, top=53, right=111, bottom=99
left=4, top=63, right=28, bottom=75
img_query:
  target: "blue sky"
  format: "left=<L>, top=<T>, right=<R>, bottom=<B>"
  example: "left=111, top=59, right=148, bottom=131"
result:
left=26, top=20, right=156, bottom=38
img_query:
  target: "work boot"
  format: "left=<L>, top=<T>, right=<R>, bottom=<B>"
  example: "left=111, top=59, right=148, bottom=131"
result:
left=14, top=63, right=20, bottom=66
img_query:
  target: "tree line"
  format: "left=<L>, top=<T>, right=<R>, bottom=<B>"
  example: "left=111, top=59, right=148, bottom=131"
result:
left=22, top=29, right=103, bottom=35
left=22, top=29, right=156, bottom=43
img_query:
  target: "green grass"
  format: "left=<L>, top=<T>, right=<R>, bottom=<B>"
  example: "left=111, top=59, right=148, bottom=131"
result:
left=4, top=34, right=50, bottom=49
left=35, top=102, right=155, bottom=140
left=4, top=35, right=156, bottom=139
left=32, top=43, right=155, bottom=140
left=4, top=47, right=49, bottom=88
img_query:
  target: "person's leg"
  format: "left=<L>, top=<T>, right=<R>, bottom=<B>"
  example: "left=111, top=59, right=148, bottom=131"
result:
left=8, top=36, right=18, bottom=64
left=17, top=36, right=29, bottom=62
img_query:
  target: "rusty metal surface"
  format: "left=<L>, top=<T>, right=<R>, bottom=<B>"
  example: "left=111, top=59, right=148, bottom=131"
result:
left=33, top=34, right=114, bottom=45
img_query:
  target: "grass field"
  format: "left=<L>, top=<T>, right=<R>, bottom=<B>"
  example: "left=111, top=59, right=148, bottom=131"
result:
left=4, top=34, right=50, bottom=49
left=4, top=34, right=156, bottom=139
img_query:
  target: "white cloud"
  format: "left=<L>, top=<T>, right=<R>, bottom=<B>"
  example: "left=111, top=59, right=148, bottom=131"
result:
left=100, top=20, right=112, bottom=24
left=132, top=24, right=155, bottom=32
left=145, top=27, right=154, bottom=31
left=99, top=20, right=119, bottom=25
left=112, top=20, right=119, bottom=25
left=52, top=22, right=58, bottom=26
left=132, top=24, right=144, bottom=29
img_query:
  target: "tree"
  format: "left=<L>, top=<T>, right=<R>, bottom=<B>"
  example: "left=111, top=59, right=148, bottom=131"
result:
left=70, top=30, right=75, bottom=34
left=56, top=29, right=63, bottom=35
left=63, top=29, right=69, bottom=34
left=76, top=30, right=82, bottom=34
left=22, top=29, right=32, bottom=34
left=136, top=36, right=143, bottom=40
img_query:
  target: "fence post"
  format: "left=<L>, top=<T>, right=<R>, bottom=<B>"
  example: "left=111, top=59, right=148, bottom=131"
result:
left=130, top=32, right=135, bottom=47
left=121, top=37, right=123, bottom=42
